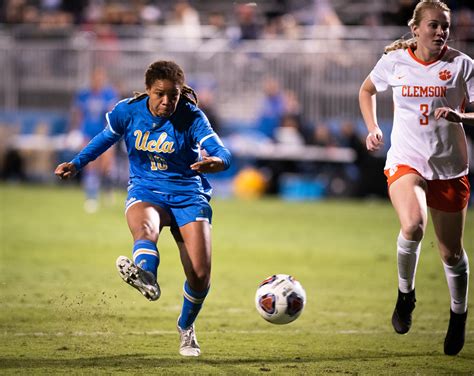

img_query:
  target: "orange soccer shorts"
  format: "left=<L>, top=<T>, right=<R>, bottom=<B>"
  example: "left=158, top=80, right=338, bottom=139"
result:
left=384, top=164, right=470, bottom=212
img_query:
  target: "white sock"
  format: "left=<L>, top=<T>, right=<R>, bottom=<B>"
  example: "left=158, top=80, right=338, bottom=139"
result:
left=443, top=250, right=469, bottom=314
left=397, top=232, right=421, bottom=293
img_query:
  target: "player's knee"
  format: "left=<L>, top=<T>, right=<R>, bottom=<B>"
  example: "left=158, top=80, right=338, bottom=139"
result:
left=133, top=220, right=159, bottom=242
left=439, top=244, right=463, bottom=266
left=401, top=221, right=424, bottom=241
left=188, top=269, right=210, bottom=291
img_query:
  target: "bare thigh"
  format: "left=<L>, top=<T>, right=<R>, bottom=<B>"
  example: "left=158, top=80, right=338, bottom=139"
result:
left=171, top=221, right=212, bottom=291
left=389, top=173, right=428, bottom=241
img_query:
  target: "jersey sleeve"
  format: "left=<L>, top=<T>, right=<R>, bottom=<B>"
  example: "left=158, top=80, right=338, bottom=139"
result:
left=190, top=111, right=216, bottom=145
left=192, top=111, right=232, bottom=170
left=201, top=135, right=232, bottom=170
left=370, top=53, right=393, bottom=92
left=70, top=127, right=121, bottom=170
left=105, top=99, right=128, bottom=136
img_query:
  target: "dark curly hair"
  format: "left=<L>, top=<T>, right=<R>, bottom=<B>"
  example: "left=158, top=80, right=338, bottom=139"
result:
left=145, top=60, right=185, bottom=89
left=131, top=60, right=198, bottom=105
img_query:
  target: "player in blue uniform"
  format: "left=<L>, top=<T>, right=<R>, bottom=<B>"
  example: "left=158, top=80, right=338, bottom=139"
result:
left=70, top=67, right=119, bottom=212
left=55, top=60, right=232, bottom=357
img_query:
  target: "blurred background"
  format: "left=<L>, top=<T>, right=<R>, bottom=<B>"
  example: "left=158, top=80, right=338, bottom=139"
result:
left=0, top=0, right=473, bottom=205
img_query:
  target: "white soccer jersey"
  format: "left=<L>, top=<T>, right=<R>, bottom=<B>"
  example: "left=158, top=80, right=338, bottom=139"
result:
left=370, top=46, right=474, bottom=180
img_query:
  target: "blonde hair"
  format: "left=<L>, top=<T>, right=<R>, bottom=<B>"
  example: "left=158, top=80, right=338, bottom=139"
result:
left=384, top=0, right=451, bottom=53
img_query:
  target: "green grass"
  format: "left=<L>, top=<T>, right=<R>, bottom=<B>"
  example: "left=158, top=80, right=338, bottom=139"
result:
left=0, top=183, right=473, bottom=375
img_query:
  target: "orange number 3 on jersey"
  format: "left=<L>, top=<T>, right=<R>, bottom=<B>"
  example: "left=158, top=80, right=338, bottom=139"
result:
left=420, top=103, right=429, bottom=126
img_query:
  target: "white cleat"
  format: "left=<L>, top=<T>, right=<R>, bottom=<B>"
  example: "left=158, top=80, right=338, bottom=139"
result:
left=116, top=256, right=160, bottom=301
left=177, top=320, right=201, bottom=357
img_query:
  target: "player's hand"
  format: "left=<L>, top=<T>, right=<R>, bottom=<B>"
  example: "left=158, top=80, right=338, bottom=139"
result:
left=434, top=107, right=462, bottom=123
left=190, top=156, right=224, bottom=173
left=54, top=162, right=78, bottom=180
left=366, top=127, right=384, bottom=152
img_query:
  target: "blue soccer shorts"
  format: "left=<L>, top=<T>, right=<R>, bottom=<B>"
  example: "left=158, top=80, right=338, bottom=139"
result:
left=125, top=184, right=213, bottom=227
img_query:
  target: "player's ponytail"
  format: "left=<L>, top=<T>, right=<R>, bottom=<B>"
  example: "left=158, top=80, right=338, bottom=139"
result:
left=384, top=35, right=417, bottom=53
left=181, top=84, right=199, bottom=106
left=128, top=91, right=148, bottom=104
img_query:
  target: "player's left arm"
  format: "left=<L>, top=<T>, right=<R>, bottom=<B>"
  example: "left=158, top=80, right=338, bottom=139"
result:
left=191, top=134, right=232, bottom=173
left=434, top=105, right=474, bottom=126
left=438, top=58, right=474, bottom=126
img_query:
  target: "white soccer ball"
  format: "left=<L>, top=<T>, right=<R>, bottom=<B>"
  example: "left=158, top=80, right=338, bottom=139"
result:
left=255, top=274, right=306, bottom=324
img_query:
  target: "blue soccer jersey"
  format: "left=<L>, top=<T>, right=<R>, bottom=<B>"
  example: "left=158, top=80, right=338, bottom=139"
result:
left=71, top=95, right=231, bottom=198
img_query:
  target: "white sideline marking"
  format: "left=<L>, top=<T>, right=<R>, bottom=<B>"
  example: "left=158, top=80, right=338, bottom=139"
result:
left=4, top=329, right=474, bottom=337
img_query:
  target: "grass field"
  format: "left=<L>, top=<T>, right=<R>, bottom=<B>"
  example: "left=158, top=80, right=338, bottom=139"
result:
left=0, top=183, right=473, bottom=375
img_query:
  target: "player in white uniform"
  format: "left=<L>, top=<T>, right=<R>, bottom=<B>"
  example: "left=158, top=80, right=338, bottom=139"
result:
left=359, top=0, right=474, bottom=356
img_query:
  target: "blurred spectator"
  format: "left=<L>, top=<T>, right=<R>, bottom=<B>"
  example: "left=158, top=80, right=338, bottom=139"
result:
left=68, top=66, right=119, bottom=213
left=283, top=89, right=302, bottom=117
left=120, top=7, right=141, bottom=26
left=453, top=7, right=474, bottom=42
left=263, top=12, right=284, bottom=39
left=3, top=0, right=27, bottom=24
left=294, top=0, right=342, bottom=26
left=39, top=0, right=61, bottom=12
left=263, top=12, right=300, bottom=39
left=102, top=3, right=126, bottom=25
left=232, top=2, right=262, bottom=41
left=0, top=124, right=25, bottom=181
left=383, top=0, right=417, bottom=26
left=1, top=148, right=25, bottom=181
left=165, top=0, right=202, bottom=44
left=337, top=120, right=387, bottom=198
left=37, top=10, right=74, bottom=33
left=361, top=12, right=381, bottom=28
left=309, top=122, right=337, bottom=146
left=139, top=2, right=162, bottom=26
left=256, top=77, right=286, bottom=139
left=198, top=87, right=222, bottom=134
left=280, top=14, right=301, bottom=39
left=60, top=0, right=88, bottom=24
left=312, top=0, right=343, bottom=26
left=206, top=11, right=228, bottom=38
left=274, top=114, right=305, bottom=145
left=22, top=5, right=40, bottom=24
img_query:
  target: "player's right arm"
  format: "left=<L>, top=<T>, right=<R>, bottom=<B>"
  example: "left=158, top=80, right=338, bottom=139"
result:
left=359, top=75, right=384, bottom=151
left=55, top=127, right=121, bottom=180
left=55, top=162, right=78, bottom=179
left=55, top=100, right=126, bottom=180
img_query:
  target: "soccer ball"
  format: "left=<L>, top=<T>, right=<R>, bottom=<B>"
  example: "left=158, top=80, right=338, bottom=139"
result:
left=255, top=274, right=306, bottom=324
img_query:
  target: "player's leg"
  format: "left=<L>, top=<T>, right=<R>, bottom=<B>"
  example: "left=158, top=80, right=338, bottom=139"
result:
left=98, top=145, right=116, bottom=205
left=116, top=202, right=171, bottom=301
left=430, top=206, right=469, bottom=355
left=388, top=173, right=428, bottom=334
left=171, top=221, right=211, bottom=356
left=83, top=162, right=100, bottom=213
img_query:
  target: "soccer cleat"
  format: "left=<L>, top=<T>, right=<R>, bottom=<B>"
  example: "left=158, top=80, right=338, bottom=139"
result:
left=177, top=319, right=201, bottom=357
left=392, top=289, right=416, bottom=334
left=116, top=256, right=160, bottom=301
left=444, top=309, right=467, bottom=356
